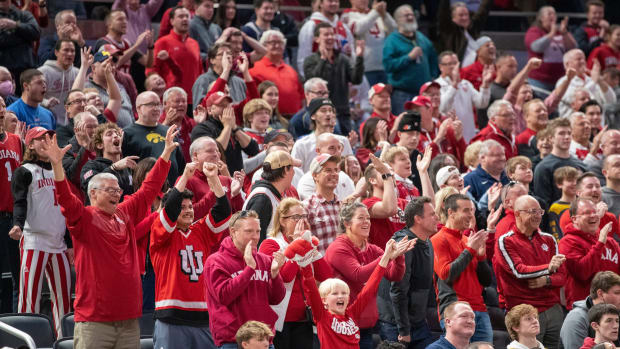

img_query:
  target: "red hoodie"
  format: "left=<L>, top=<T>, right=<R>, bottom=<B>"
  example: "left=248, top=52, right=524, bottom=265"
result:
left=204, top=236, right=286, bottom=346
left=558, top=223, right=620, bottom=309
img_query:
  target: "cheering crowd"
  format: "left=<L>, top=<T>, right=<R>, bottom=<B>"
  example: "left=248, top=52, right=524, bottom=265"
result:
left=2, top=0, right=620, bottom=348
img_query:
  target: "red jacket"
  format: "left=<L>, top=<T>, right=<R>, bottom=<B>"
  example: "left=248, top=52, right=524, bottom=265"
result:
left=148, top=31, right=203, bottom=101
left=460, top=60, right=493, bottom=91
left=259, top=235, right=332, bottom=322
left=558, top=223, right=620, bottom=309
left=158, top=2, right=195, bottom=39
left=418, top=121, right=467, bottom=169
left=493, top=226, right=566, bottom=312
left=516, top=127, right=536, bottom=147
left=205, top=236, right=286, bottom=346
left=325, top=234, right=405, bottom=329
left=470, top=121, right=518, bottom=159
left=55, top=157, right=170, bottom=322
left=431, top=226, right=488, bottom=312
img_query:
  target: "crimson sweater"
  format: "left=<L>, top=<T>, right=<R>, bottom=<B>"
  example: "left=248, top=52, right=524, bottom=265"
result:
left=205, top=236, right=286, bottom=346
left=559, top=209, right=619, bottom=240
left=148, top=30, right=202, bottom=101
left=55, top=157, right=170, bottom=322
left=325, top=235, right=405, bottom=329
left=469, top=121, right=517, bottom=159
left=559, top=223, right=620, bottom=309
left=431, top=226, right=491, bottom=315
left=493, top=226, right=565, bottom=312
left=259, top=236, right=333, bottom=322
left=302, top=264, right=386, bottom=349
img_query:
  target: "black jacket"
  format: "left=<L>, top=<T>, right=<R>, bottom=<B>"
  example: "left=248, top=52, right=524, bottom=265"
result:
left=245, top=179, right=282, bottom=244
left=437, top=0, right=491, bottom=61
left=0, top=5, right=40, bottom=70
left=378, top=228, right=434, bottom=334
left=190, top=116, right=260, bottom=174
left=80, top=157, right=134, bottom=204
left=62, top=135, right=95, bottom=188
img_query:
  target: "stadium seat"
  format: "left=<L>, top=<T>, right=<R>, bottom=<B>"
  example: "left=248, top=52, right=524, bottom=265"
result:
left=53, top=337, right=74, bottom=349
left=139, top=312, right=155, bottom=336
left=61, top=312, right=74, bottom=338
left=0, top=313, right=55, bottom=348
left=140, top=335, right=154, bottom=349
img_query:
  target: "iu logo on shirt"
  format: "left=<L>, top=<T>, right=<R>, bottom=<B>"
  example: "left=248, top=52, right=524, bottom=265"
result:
left=179, top=245, right=204, bottom=282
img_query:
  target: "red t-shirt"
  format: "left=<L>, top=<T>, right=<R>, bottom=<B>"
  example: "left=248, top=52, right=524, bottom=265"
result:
left=587, top=43, right=620, bottom=70
left=0, top=133, right=22, bottom=212
left=363, top=196, right=407, bottom=250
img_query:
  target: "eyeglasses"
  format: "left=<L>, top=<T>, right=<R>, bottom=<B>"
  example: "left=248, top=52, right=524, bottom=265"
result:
left=66, top=98, right=86, bottom=106
left=95, top=187, right=123, bottom=195
left=265, top=40, right=284, bottom=46
left=138, top=102, right=162, bottom=109
left=518, top=209, right=545, bottom=216
left=309, top=90, right=329, bottom=96
left=283, top=214, right=308, bottom=221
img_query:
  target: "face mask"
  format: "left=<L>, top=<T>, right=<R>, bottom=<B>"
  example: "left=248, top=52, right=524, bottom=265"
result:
left=0, top=80, right=14, bottom=96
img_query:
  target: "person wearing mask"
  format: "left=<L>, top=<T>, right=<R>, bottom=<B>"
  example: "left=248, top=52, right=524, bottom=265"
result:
left=383, top=5, right=437, bottom=116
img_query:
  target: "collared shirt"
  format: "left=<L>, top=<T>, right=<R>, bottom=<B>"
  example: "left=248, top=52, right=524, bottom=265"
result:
left=250, top=55, right=304, bottom=115
left=304, top=193, right=341, bottom=255
left=394, top=173, right=420, bottom=201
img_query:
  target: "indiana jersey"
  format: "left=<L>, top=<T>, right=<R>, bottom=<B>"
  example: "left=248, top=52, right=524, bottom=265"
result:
left=21, top=163, right=67, bottom=253
left=150, top=209, right=230, bottom=325
left=0, top=133, right=22, bottom=212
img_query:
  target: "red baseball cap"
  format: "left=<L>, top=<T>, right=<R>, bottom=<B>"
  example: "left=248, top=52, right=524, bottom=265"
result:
left=404, top=95, right=432, bottom=110
left=206, top=91, right=233, bottom=108
left=25, top=126, right=54, bottom=145
left=419, top=81, right=441, bottom=95
left=368, top=83, right=393, bottom=100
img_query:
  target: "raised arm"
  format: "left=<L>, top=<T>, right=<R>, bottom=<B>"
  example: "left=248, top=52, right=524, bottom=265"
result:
left=505, top=58, right=542, bottom=99
left=71, top=47, right=93, bottom=90
left=367, top=154, right=397, bottom=219
left=104, top=59, right=122, bottom=119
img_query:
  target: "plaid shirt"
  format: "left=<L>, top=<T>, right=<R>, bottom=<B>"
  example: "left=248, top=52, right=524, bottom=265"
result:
left=304, top=193, right=341, bottom=255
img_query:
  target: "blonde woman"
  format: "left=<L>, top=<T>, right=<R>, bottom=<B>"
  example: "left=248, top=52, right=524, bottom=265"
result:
left=258, top=198, right=332, bottom=349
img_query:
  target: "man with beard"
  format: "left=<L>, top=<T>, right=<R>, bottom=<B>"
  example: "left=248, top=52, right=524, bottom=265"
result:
left=494, top=195, right=566, bottom=349
left=149, top=6, right=202, bottom=107
left=383, top=4, right=437, bottom=115
left=8, top=69, right=55, bottom=130
left=559, top=196, right=620, bottom=310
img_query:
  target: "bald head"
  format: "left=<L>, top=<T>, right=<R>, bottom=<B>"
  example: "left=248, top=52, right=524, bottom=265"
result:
left=514, top=195, right=543, bottom=236
left=514, top=195, right=539, bottom=211
left=316, top=133, right=342, bottom=156
left=136, top=91, right=160, bottom=107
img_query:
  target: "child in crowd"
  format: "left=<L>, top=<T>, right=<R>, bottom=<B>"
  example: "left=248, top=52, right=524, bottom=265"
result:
left=505, top=304, right=545, bottom=349
left=301, top=239, right=402, bottom=349
left=235, top=320, right=274, bottom=349
left=548, top=166, right=579, bottom=240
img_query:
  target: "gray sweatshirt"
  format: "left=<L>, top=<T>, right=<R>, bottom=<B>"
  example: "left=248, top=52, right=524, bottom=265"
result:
left=38, top=60, right=79, bottom=126
left=603, top=186, right=620, bottom=217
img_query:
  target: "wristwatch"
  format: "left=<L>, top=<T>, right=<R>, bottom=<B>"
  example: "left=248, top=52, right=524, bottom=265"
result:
left=232, top=127, right=242, bottom=134
left=381, top=173, right=392, bottom=180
